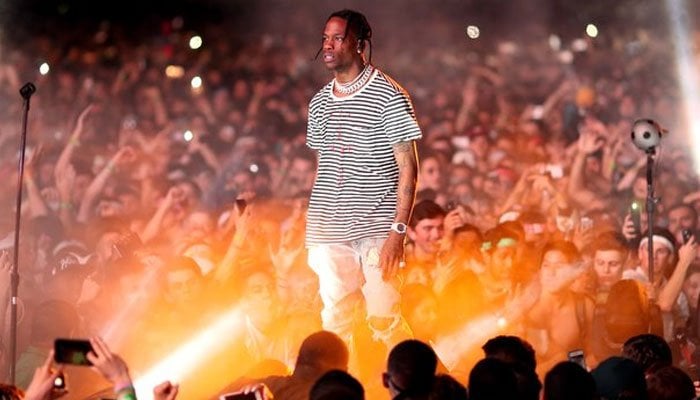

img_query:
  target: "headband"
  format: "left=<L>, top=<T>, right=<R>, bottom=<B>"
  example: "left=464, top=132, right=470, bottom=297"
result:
left=638, top=235, right=675, bottom=252
left=481, top=237, right=518, bottom=252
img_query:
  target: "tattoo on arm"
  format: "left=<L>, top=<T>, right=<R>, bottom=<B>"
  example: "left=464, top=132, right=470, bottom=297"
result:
left=393, top=140, right=418, bottom=223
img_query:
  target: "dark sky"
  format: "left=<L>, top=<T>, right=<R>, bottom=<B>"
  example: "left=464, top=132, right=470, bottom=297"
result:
left=0, top=0, right=670, bottom=41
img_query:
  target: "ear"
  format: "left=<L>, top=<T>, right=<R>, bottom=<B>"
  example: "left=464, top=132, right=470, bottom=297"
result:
left=356, top=39, right=364, bottom=53
left=382, top=372, right=390, bottom=388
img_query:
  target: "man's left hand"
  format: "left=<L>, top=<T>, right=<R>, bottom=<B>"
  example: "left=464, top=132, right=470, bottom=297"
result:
left=379, top=233, right=405, bottom=281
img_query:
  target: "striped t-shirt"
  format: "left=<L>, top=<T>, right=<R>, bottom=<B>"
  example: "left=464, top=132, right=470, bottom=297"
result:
left=305, top=68, right=423, bottom=245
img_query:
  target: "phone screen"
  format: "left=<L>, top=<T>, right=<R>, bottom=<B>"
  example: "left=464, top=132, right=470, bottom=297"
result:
left=54, top=339, right=94, bottom=366
left=683, top=229, right=693, bottom=244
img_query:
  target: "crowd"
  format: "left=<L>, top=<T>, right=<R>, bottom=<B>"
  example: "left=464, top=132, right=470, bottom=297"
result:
left=0, top=1, right=700, bottom=399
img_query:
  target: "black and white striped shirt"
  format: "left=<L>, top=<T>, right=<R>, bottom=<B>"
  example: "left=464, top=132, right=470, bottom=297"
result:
left=305, top=68, right=422, bottom=245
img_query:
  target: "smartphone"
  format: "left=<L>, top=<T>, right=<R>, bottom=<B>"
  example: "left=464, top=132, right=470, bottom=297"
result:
left=54, top=339, right=93, bottom=366
left=219, top=392, right=258, bottom=400
left=235, top=198, right=247, bottom=213
left=567, top=349, right=587, bottom=370
left=445, top=201, right=456, bottom=212
left=112, top=231, right=143, bottom=261
left=53, top=372, right=66, bottom=389
left=630, top=202, right=642, bottom=235
left=683, top=229, right=693, bottom=244
left=544, top=164, right=563, bottom=179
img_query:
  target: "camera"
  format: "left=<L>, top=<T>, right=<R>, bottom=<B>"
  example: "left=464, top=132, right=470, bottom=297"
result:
left=631, top=119, right=663, bottom=152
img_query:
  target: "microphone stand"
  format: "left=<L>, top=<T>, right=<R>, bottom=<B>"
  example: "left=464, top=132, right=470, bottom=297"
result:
left=645, top=147, right=656, bottom=286
left=9, top=82, right=36, bottom=384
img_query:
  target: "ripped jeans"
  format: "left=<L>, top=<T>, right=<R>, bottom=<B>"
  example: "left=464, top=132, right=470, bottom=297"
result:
left=307, top=236, right=411, bottom=348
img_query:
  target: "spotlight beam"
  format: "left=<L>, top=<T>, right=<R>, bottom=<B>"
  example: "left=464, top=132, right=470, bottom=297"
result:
left=132, top=306, right=244, bottom=399
left=666, top=0, right=700, bottom=173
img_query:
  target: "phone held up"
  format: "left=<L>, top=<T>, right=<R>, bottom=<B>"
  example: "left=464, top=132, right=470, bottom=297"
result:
left=53, top=372, right=66, bottom=389
left=567, top=349, right=587, bottom=370
left=682, top=229, right=694, bottom=244
left=54, top=338, right=94, bottom=366
left=630, top=201, right=642, bottom=235
left=112, top=231, right=143, bottom=261
left=219, top=392, right=259, bottom=400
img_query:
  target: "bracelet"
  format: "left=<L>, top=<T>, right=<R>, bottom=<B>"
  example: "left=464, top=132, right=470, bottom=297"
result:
left=115, top=384, right=137, bottom=400
left=114, top=381, right=133, bottom=392
left=116, top=390, right=137, bottom=400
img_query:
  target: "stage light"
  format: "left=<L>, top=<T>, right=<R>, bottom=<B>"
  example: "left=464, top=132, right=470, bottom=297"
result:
left=497, top=317, right=507, bottom=329
left=666, top=0, right=700, bottom=174
left=586, top=24, right=599, bottom=38
left=548, top=34, right=561, bottom=51
left=434, top=313, right=503, bottom=370
left=132, top=306, right=245, bottom=399
left=189, top=35, right=203, bottom=50
left=101, top=265, right=162, bottom=344
left=183, top=130, right=194, bottom=142
left=191, top=76, right=203, bottom=89
left=165, top=65, right=185, bottom=79
left=39, top=62, right=50, bottom=75
left=433, top=279, right=541, bottom=370
left=466, top=25, right=480, bottom=39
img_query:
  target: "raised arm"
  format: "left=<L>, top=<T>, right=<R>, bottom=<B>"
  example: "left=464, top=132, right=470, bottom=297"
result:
left=76, top=147, right=135, bottom=223
left=454, top=76, right=478, bottom=134
left=657, top=237, right=697, bottom=312
left=567, top=125, right=604, bottom=209
left=23, top=147, right=49, bottom=218
left=215, top=203, right=253, bottom=283
left=140, top=186, right=180, bottom=244
left=55, top=104, right=94, bottom=176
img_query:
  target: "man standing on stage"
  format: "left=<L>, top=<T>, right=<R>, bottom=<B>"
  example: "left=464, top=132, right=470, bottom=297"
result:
left=305, top=9, right=422, bottom=349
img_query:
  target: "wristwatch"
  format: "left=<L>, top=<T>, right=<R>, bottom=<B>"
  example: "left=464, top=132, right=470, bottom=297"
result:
left=390, top=222, right=407, bottom=234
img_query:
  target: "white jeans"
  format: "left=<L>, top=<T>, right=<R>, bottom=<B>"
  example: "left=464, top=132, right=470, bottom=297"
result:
left=307, top=237, right=409, bottom=346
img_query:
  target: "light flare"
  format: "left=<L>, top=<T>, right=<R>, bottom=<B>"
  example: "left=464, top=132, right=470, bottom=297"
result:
left=433, top=278, right=544, bottom=370
left=132, top=305, right=245, bottom=399
left=666, top=0, right=700, bottom=173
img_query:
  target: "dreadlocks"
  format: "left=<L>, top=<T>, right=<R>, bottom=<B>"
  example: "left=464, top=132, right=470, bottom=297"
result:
left=314, top=9, right=373, bottom=63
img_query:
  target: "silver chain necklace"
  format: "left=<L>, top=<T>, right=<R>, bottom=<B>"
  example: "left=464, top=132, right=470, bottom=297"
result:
left=334, top=64, right=373, bottom=95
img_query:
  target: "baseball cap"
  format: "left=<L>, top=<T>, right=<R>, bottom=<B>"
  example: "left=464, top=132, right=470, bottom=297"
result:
left=49, top=240, right=95, bottom=277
